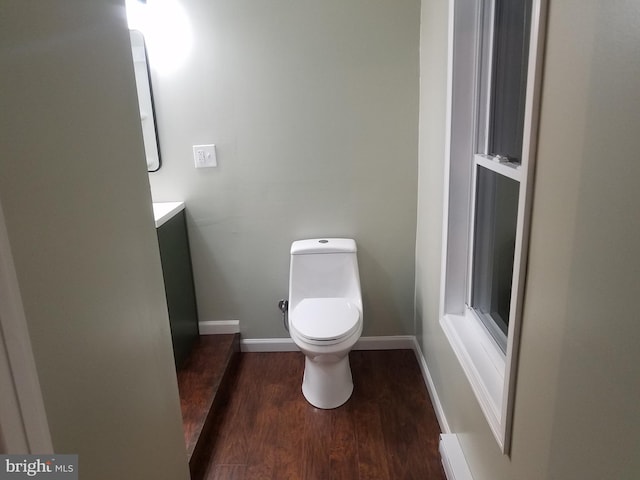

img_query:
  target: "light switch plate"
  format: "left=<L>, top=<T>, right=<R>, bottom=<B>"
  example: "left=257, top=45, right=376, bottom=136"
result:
left=193, top=144, right=217, bottom=168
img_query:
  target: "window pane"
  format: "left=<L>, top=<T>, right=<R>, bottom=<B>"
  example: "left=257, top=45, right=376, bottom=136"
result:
left=471, top=166, right=519, bottom=349
left=488, top=0, right=532, bottom=163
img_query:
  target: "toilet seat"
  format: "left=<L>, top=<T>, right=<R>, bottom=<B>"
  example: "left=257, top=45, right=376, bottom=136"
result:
left=291, top=298, right=360, bottom=344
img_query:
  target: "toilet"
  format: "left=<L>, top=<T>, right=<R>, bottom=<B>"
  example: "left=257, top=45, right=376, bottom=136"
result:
left=287, top=238, right=363, bottom=409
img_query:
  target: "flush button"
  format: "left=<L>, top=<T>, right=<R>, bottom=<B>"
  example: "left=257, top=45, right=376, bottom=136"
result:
left=319, top=239, right=328, bottom=243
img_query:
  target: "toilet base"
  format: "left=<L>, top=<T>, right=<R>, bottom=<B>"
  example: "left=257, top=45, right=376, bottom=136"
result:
left=301, top=354, right=353, bottom=409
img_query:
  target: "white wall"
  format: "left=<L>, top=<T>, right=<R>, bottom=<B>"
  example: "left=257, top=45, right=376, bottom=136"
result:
left=0, top=2, right=189, bottom=478
left=147, top=0, right=421, bottom=338
left=417, top=0, right=640, bottom=479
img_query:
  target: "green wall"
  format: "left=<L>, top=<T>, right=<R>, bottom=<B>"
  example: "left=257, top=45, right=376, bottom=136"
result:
left=0, top=2, right=189, bottom=478
left=416, top=1, right=640, bottom=479
left=147, top=0, right=421, bottom=338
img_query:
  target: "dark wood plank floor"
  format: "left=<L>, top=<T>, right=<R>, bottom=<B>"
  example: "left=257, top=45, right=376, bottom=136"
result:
left=200, top=350, right=445, bottom=480
left=177, top=334, right=239, bottom=459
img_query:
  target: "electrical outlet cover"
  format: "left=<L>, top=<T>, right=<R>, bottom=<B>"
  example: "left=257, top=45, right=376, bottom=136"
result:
left=193, top=144, right=217, bottom=168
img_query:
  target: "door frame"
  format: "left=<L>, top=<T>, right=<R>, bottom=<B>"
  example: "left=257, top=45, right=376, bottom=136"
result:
left=0, top=196, right=52, bottom=453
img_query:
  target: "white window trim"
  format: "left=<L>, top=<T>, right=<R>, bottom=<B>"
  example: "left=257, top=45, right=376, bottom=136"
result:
left=439, top=0, right=548, bottom=454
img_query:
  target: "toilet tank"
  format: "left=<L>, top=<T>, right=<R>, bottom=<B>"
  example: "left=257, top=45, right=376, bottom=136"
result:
left=288, top=238, right=362, bottom=311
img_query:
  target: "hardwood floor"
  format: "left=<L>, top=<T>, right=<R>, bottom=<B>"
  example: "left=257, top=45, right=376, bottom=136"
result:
left=177, top=334, right=239, bottom=464
left=199, top=350, right=445, bottom=480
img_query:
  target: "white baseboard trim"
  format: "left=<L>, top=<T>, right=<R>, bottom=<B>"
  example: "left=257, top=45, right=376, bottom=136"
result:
left=198, top=320, right=240, bottom=335
left=354, top=335, right=416, bottom=350
left=412, top=337, right=451, bottom=434
left=240, top=338, right=298, bottom=352
left=240, top=335, right=417, bottom=353
left=440, top=434, right=474, bottom=480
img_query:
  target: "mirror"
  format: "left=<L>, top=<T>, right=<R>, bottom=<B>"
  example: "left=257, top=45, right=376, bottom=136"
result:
left=130, top=30, right=161, bottom=172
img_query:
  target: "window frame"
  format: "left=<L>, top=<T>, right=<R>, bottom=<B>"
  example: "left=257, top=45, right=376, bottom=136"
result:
left=439, top=0, right=547, bottom=454
left=468, top=160, right=520, bottom=352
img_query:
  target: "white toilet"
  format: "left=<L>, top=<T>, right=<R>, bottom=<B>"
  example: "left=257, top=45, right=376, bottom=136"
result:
left=287, top=238, right=363, bottom=409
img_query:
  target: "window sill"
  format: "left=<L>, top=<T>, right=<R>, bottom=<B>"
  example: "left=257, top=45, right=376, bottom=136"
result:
left=440, top=310, right=507, bottom=451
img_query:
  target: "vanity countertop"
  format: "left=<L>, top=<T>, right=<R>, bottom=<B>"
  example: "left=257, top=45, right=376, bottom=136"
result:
left=153, top=202, right=185, bottom=228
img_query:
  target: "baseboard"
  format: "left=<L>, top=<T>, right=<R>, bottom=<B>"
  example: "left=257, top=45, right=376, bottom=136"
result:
left=439, top=434, right=474, bottom=480
left=240, top=338, right=298, bottom=352
left=412, top=337, right=451, bottom=434
left=240, top=335, right=416, bottom=353
left=354, top=335, right=416, bottom=350
left=198, top=320, right=240, bottom=335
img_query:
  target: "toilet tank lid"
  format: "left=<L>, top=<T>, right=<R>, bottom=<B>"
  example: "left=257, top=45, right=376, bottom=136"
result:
left=291, top=238, right=357, bottom=255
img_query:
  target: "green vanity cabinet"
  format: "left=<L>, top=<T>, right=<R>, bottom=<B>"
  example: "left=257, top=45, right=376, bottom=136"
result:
left=156, top=209, right=199, bottom=369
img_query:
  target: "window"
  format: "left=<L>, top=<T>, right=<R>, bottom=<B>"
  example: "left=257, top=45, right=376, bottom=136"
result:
left=439, top=0, right=547, bottom=453
left=471, top=165, right=519, bottom=352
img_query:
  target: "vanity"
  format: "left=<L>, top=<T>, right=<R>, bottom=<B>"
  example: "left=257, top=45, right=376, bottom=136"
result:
left=154, top=203, right=240, bottom=475
left=153, top=202, right=199, bottom=369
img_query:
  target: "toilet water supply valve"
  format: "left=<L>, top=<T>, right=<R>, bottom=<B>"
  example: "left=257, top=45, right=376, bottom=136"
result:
left=278, top=299, right=289, bottom=332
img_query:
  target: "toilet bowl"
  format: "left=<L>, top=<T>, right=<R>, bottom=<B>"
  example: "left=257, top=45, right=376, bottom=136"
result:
left=287, top=238, right=363, bottom=409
